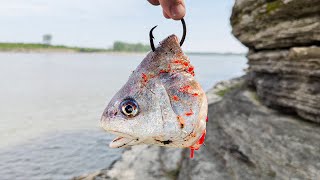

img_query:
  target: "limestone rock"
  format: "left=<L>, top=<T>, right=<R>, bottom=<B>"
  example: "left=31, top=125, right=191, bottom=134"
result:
left=206, top=76, right=245, bottom=104
left=178, top=87, right=320, bottom=180
left=231, top=0, right=320, bottom=122
left=73, top=145, right=183, bottom=180
left=247, top=46, right=320, bottom=123
left=231, top=0, right=320, bottom=50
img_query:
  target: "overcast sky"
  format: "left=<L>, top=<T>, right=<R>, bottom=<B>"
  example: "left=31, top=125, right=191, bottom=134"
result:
left=0, top=0, right=247, bottom=53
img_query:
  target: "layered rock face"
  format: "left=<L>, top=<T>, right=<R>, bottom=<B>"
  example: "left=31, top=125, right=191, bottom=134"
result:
left=231, top=0, right=320, bottom=50
left=74, top=145, right=183, bottom=180
left=231, top=0, right=320, bottom=123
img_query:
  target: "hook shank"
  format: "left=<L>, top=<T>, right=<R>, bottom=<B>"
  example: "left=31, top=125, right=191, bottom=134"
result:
left=149, top=18, right=187, bottom=52
left=149, top=25, right=157, bottom=52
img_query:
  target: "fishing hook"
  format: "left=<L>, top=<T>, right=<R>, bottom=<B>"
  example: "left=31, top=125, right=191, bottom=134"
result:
left=149, top=18, right=187, bottom=52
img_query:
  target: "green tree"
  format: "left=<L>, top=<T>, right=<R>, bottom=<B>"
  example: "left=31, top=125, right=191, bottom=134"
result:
left=43, top=34, right=52, bottom=45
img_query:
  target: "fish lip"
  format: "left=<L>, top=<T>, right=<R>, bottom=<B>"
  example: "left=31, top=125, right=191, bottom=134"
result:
left=109, top=137, right=135, bottom=148
left=100, top=118, right=140, bottom=148
left=107, top=130, right=141, bottom=148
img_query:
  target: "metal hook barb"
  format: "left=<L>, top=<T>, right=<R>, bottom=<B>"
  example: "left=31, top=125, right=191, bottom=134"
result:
left=149, top=18, right=187, bottom=52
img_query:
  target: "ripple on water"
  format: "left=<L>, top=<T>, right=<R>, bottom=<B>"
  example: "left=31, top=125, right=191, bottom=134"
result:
left=0, top=130, right=122, bottom=180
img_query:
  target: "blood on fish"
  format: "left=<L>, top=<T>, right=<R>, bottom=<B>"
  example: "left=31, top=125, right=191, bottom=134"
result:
left=172, top=95, right=180, bottom=101
left=198, top=130, right=206, bottom=145
left=159, top=69, right=168, bottom=73
left=179, top=85, right=191, bottom=93
left=206, top=116, right=208, bottom=122
left=141, top=73, right=148, bottom=83
left=188, top=66, right=194, bottom=73
left=192, top=93, right=199, bottom=96
left=186, top=66, right=195, bottom=76
left=189, top=130, right=206, bottom=158
left=185, top=109, right=194, bottom=116
left=141, top=73, right=156, bottom=84
left=190, top=149, right=195, bottom=158
left=173, top=59, right=180, bottom=64
left=173, top=59, right=189, bottom=67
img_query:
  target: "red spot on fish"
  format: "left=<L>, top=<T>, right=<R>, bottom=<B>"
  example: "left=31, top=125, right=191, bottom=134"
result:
left=187, top=65, right=195, bottom=76
left=206, top=116, right=208, bottom=122
left=173, top=59, right=181, bottom=64
left=173, top=59, right=189, bottom=67
left=141, top=73, right=148, bottom=83
left=159, top=69, right=167, bottom=73
left=179, top=85, right=191, bottom=93
left=185, top=109, right=194, bottom=116
left=172, top=95, right=180, bottom=101
left=192, top=93, right=199, bottom=96
left=188, top=66, right=194, bottom=72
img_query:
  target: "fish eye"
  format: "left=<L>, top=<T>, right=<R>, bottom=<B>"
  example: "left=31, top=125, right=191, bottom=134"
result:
left=119, top=98, right=139, bottom=117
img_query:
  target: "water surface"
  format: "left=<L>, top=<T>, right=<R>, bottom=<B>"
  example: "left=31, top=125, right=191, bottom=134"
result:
left=0, top=52, right=246, bottom=179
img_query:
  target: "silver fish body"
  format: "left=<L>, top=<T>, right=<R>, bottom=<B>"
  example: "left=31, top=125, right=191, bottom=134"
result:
left=101, top=35, right=207, bottom=150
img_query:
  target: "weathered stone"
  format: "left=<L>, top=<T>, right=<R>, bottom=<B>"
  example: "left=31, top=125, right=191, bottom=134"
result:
left=231, top=0, right=320, bottom=50
left=73, top=145, right=183, bottom=180
left=178, top=87, right=320, bottom=180
left=231, top=0, right=320, bottom=122
left=206, top=76, right=245, bottom=104
left=247, top=46, right=320, bottom=123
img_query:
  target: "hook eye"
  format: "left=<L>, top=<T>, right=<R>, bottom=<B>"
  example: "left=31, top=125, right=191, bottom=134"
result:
left=149, top=18, right=187, bottom=52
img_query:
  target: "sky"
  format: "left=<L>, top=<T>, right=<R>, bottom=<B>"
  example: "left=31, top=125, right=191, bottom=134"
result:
left=0, top=0, right=247, bottom=53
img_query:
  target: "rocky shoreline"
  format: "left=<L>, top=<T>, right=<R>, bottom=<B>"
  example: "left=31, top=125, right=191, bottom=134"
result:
left=231, top=0, right=320, bottom=123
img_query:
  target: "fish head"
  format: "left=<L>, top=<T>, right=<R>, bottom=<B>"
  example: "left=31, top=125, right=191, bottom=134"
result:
left=101, top=35, right=207, bottom=149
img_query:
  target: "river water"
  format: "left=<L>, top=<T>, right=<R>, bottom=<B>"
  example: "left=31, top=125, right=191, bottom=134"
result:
left=0, top=52, right=246, bottom=179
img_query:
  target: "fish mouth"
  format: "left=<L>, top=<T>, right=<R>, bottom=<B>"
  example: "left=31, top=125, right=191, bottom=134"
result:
left=108, top=131, right=140, bottom=148
left=110, top=136, right=135, bottom=148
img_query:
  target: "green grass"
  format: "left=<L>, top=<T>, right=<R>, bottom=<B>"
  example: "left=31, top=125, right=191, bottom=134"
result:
left=165, top=169, right=180, bottom=180
left=216, top=83, right=243, bottom=97
left=250, top=91, right=260, bottom=102
left=0, top=43, right=109, bottom=53
left=0, top=42, right=244, bottom=54
left=112, top=41, right=150, bottom=52
left=266, top=0, right=282, bottom=13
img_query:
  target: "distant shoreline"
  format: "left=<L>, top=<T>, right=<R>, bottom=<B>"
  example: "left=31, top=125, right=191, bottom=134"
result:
left=0, top=42, right=245, bottom=56
left=0, top=43, right=112, bottom=53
